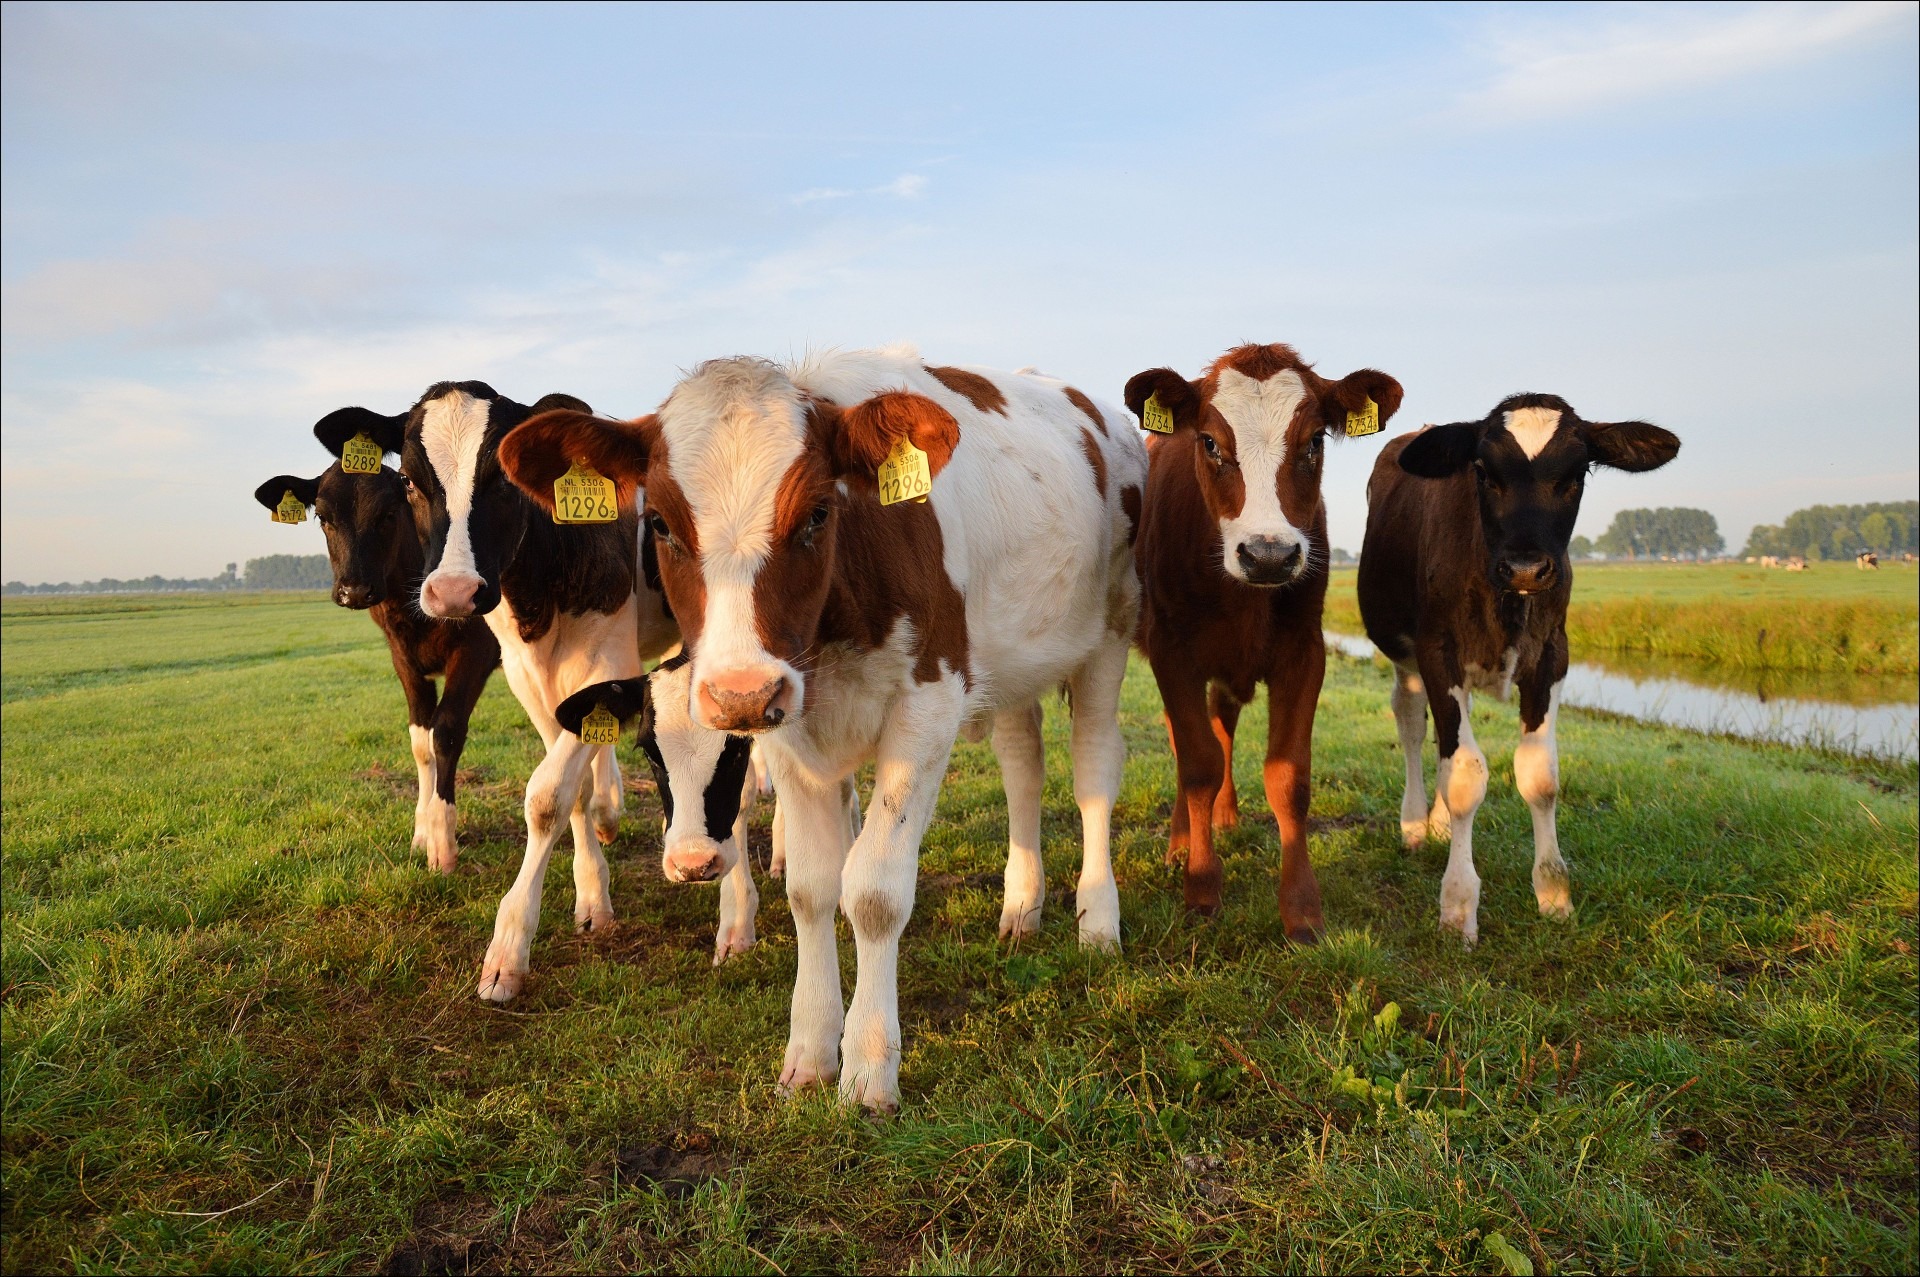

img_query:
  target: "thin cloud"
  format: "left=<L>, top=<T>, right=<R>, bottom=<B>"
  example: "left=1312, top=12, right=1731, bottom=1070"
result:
left=1459, top=1, right=1915, bottom=121
left=791, top=173, right=929, bottom=205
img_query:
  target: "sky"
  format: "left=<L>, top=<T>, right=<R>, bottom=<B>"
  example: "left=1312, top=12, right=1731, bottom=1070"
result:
left=2, top=0, right=1915, bottom=581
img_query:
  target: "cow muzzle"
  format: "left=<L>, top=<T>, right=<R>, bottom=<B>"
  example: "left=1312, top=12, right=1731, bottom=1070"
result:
left=1234, top=535, right=1304, bottom=586
left=695, top=666, right=794, bottom=732
left=421, top=570, right=483, bottom=618
left=663, top=833, right=730, bottom=884
left=335, top=583, right=381, bottom=609
left=1498, top=554, right=1557, bottom=595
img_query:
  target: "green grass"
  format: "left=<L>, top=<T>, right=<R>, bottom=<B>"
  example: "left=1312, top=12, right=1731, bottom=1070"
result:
left=3, top=594, right=1916, bottom=1274
left=1325, top=562, right=1920, bottom=676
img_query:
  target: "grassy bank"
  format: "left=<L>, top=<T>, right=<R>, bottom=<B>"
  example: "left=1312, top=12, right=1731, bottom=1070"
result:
left=3, top=595, right=1916, bottom=1274
left=1325, top=562, right=1920, bottom=675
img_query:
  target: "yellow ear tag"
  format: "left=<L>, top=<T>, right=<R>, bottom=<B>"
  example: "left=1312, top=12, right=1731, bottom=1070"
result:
left=1344, top=397, right=1381, bottom=438
left=579, top=703, right=621, bottom=745
left=877, top=436, right=932, bottom=506
left=341, top=431, right=383, bottom=474
left=1141, top=392, right=1176, bottom=434
left=553, top=461, right=618, bottom=525
left=272, top=490, right=307, bottom=524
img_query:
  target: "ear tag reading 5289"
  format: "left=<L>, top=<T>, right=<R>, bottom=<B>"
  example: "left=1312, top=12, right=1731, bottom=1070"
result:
left=579, top=703, right=621, bottom=746
left=272, top=490, right=307, bottom=525
left=877, top=436, right=931, bottom=506
left=1344, top=397, right=1381, bottom=438
left=1141, top=392, right=1176, bottom=434
left=553, top=461, right=618, bottom=525
left=341, top=432, right=383, bottom=474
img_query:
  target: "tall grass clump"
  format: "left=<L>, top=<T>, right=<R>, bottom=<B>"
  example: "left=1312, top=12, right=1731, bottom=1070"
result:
left=1566, top=597, right=1918, bottom=674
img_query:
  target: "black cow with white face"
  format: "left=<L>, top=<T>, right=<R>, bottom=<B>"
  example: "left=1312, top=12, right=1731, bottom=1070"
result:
left=1358, top=393, right=1679, bottom=945
left=254, top=427, right=499, bottom=873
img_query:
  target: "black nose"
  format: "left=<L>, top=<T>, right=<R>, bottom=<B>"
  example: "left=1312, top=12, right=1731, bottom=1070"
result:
left=1236, top=537, right=1303, bottom=584
left=336, top=584, right=379, bottom=609
left=1498, top=555, right=1556, bottom=593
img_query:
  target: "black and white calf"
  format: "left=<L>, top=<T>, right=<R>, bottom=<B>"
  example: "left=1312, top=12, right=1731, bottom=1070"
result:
left=253, top=427, right=499, bottom=871
left=1358, top=393, right=1679, bottom=944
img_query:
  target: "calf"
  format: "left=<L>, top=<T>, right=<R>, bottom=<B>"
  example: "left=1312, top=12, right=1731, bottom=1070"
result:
left=253, top=433, right=499, bottom=872
left=323, top=381, right=684, bottom=1000
left=501, top=350, right=1146, bottom=1109
left=1359, top=393, right=1679, bottom=944
left=1125, top=344, right=1402, bottom=939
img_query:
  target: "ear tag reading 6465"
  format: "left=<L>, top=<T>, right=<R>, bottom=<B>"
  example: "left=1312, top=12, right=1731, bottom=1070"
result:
left=1344, top=397, right=1381, bottom=438
left=553, top=461, right=618, bottom=525
left=877, top=436, right=931, bottom=506
left=1141, top=392, right=1176, bottom=434
left=341, top=431, right=383, bottom=474
left=579, top=703, right=621, bottom=745
left=272, top=490, right=307, bottom=524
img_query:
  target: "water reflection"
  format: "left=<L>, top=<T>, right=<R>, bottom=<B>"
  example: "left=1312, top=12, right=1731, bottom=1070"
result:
left=1325, top=633, right=1919, bottom=762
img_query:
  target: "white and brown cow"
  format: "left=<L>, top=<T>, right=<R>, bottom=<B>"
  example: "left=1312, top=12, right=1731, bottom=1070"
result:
left=501, top=348, right=1146, bottom=1109
left=1359, top=393, right=1679, bottom=944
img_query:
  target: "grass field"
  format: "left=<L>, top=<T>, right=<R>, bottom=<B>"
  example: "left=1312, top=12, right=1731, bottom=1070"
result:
left=3, top=594, right=1916, bottom=1274
left=1323, top=561, right=1920, bottom=676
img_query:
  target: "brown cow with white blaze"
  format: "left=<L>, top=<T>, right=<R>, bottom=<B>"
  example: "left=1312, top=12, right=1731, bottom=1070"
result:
left=1359, top=393, right=1679, bottom=944
left=1125, top=344, right=1403, bottom=939
left=501, top=347, right=1146, bottom=1110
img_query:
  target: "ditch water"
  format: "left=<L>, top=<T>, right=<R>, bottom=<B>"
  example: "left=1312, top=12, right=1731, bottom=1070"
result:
left=1324, top=633, right=1919, bottom=762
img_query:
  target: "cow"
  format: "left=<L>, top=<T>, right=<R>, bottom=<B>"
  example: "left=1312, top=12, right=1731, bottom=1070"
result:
left=1123, top=344, right=1403, bottom=940
left=1857, top=551, right=1879, bottom=570
left=253, top=433, right=500, bottom=872
left=1358, top=393, right=1679, bottom=944
left=499, top=349, right=1147, bottom=1110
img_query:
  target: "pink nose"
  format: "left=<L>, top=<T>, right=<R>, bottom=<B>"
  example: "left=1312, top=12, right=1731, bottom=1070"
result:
left=696, top=667, right=792, bottom=731
left=421, top=571, right=481, bottom=617
left=664, top=837, right=727, bottom=884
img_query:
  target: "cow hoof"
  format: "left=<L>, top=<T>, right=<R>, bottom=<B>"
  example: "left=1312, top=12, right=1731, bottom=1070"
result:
left=1438, top=911, right=1479, bottom=949
left=997, top=904, right=1042, bottom=940
left=1077, top=925, right=1120, bottom=953
left=1212, top=804, right=1240, bottom=832
left=594, top=813, right=620, bottom=845
left=768, top=855, right=785, bottom=880
left=1399, top=820, right=1427, bottom=849
left=779, top=1054, right=836, bottom=1093
left=1283, top=921, right=1324, bottom=946
left=575, top=907, right=617, bottom=937
left=477, top=966, right=524, bottom=1003
left=839, top=1063, right=900, bottom=1114
left=1534, top=862, right=1573, bottom=920
left=712, top=927, right=756, bottom=965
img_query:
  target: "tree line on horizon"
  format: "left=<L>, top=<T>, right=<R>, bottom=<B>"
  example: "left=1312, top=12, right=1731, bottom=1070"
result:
left=2, top=555, right=334, bottom=596
left=1739, top=501, right=1917, bottom=562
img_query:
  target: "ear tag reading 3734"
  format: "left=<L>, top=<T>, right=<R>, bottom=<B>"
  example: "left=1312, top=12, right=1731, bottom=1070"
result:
left=272, top=490, right=307, bottom=524
left=553, top=461, right=618, bottom=525
left=877, top=436, right=932, bottom=506
left=579, top=703, right=621, bottom=746
left=1141, top=392, right=1176, bottom=434
left=1344, top=397, right=1381, bottom=438
left=341, top=432, right=383, bottom=474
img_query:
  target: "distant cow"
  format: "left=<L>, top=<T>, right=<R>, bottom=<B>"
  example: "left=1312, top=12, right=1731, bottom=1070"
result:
left=1359, top=394, right=1679, bottom=944
left=1857, top=551, right=1879, bottom=570
left=501, top=349, right=1146, bottom=1109
left=1124, top=343, right=1402, bottom=939
left=1785, top=556, right=1808, bottom=572
left=253, top=429, right=499, bottom=872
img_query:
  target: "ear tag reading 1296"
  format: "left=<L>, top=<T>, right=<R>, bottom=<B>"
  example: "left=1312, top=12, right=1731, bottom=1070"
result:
left=1344, top=397, right=1381, bottom=438
left=1141, top=392, right=1176, bottom=434
left=877, top=436, right=932, bottom=506
left=272, top=490, right=307, bottom=524
left=553, top=461, right=618, bottom=525
left=341, top=431, right=383, bottom=474
left=579, top=703, right=621, bottom=745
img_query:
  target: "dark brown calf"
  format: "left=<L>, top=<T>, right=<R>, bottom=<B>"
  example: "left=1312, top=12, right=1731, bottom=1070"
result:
left=1125, top=343, right=1402, bottom=939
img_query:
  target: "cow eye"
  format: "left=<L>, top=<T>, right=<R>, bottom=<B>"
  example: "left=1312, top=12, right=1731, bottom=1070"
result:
left=1200, top=433, right=1221, bottom=459
left=1302, top=433, right=1324, bottom=463
left=798, top=503, right=830, bottom=548
left=646, top=512, right=680, bottom=551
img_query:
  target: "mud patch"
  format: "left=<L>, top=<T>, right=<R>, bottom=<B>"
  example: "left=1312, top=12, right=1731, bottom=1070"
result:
left=595, top=1131, right=732, bottom=1199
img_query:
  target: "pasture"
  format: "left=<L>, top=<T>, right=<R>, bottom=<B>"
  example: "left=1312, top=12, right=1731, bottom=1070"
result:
left=3, top=592, right=1915, bottom=1274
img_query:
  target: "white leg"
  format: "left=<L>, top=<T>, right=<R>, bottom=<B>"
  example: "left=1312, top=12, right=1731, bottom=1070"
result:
left=775, top=771, right=854, bottom=1092
left=1514, top=683, right=1570, bottom=920
left=570, top=784, right=614, bottom=935
left=589, top=744, right=623, bottom=845
left=1391, top=664, right=1431, bottom=848
left=843, top=776, right=863, bottom=843
left=479, top=732, right=597, bottom=1001
left=408, top=725, right=435, bottom=853
left=713, top=767, right=760, bottom=963
left=421, top=789, right=458, bottom=875
left=1068, top=639, right=1128, bottom=950
left=1439, top=688, right=1488, bottom=947
left=992, top=702, right=1047, bottom=939
left=769, top=799, right=787, bottom=879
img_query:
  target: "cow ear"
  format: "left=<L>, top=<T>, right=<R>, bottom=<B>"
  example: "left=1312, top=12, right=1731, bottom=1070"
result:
left=555, top=678, right=649, bottom=737
left=1585, top=420, right=1679, bottom=473
left=500, top=411, right=656, bottom=514
left=824, top=391, right=960, bottom=484
left=1122, top=368, right=1202, bottom=430
left=254, top=474, right=319, bottom=510
left=314, top=407, right=406, bottom=459
left=1397, top=423, right=1482, bottom=478
left=1319, top=369, right=1404, bottom=435
left=529, top=393, right=593, bottom=416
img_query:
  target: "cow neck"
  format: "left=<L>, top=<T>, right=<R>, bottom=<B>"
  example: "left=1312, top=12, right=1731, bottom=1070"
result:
left=497, top=496, right=639, bottom=644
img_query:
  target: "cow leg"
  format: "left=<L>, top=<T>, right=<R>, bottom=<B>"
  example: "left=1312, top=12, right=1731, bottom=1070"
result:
left=714, top=770, right=760, bottom=964
left=839, top=682, right=964, bottom=1111
left=1429, top=686, right=1488, bottom=946
left=589, top=743, right=623, bottom=845
left=1516, top=680, right=1570, bottom=920
left=1265, top=636, right=1326, bottom=944
left=478, top=731, right=597, bottom=1001
left=992, top=701, right=1047, bottom=940
left=394, top=663, right=439, bottom=859
left=1209, top=686, right=1242, bottom=831
left=1154, top=660, right=1226, bottom=915
left=769, top=799, right=787, bottom=879
left=569, top=775, right=615, bottom=936
left=1069, top=638, right=1128, bottom=949
left=423, top=646, right=488, bottom=874
left=775, top=770, right=855, bottom=1093
left=1163, top=713, right=1188, bottom=866
left=1391, top=662, right=1432, bottom=848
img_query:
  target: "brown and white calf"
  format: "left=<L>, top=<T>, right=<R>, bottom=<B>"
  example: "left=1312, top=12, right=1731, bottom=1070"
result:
left=1359, top=393, right=1679, bottom=944
left=1125, top=344, right=1402, bottom=940
left=501, top=349, right=1146, bottom=1109
left=253, top=427, right=499, bottom=872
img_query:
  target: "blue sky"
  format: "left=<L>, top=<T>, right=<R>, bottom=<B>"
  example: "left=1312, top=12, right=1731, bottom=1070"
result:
left=3, top=0, right=1915, bottom=580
